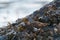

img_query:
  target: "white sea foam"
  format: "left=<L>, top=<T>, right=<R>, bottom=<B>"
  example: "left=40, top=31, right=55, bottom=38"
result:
left=0, top=0, right=53, bottom=28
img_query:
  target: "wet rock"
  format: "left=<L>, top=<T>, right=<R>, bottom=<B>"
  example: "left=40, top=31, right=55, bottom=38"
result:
left=1, top=0, right=60, bottom=40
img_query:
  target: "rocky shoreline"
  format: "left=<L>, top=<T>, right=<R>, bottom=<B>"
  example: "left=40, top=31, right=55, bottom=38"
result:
left=0, top=0, right=60, bottom=40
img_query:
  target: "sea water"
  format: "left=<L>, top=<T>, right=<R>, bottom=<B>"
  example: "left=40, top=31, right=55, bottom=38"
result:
left=0, top=0, right=53, bottom=28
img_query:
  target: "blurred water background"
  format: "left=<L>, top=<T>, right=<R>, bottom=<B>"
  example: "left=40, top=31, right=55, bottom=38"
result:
left=0, top=0, right=53, bottom=28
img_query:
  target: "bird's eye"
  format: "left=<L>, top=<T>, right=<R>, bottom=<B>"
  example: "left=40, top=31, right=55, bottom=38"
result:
left=38, top=17, right=44, bottom=22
